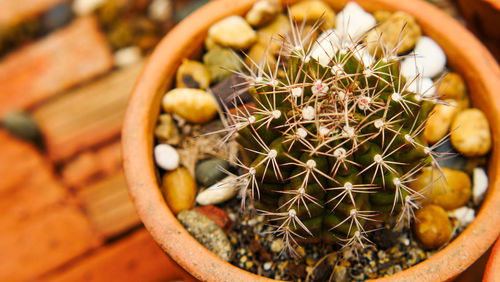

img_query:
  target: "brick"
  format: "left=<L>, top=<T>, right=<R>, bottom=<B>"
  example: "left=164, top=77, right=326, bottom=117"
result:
left=0, top=130, right=66, bottom=228
left=0, top=17, right=113, bottom=117
left=42, top=229, right=194, bottom=282
left=61, top=140, right=123, bottom=190
left=33, top=61, right=144, bottom=162
left=77, top=171, right=140, bottom=238
left=0, top=203, right=99, bottom=281
left=0, top=0, right=64, bottom=24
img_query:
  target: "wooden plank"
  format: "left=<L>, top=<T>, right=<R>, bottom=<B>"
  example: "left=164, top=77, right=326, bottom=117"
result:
left=0, top=16, right=113, bottom=117
left=33, top=61, right=144, bottom=162
left=77, top=171, right=141, bottom=238
left=61, top=140, right=122, bottom=190
left=42, top=229, right=194, bottom=282
left=0, top=203, right=100, bottom=281
left=0, top=0, right=64, bottom=24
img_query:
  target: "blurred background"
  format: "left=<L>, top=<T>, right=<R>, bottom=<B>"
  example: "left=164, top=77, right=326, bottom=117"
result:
left=0, top=0, right=497, bottom=281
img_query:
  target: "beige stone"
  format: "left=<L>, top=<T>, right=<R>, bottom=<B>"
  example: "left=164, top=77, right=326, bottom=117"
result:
left=162, top=88, right=218, bottom=124
left=208, top=15, right=257, bottom=50
left=451, top=109, right=491, bottom=157
left=424, top=100, right=459, bottom=144
left=289, top=0, right=335, bottom=29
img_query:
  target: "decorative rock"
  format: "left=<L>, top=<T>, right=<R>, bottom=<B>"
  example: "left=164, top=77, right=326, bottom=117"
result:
left=437, top=72, right=467, bottom=101
left=245, top=0, right=282, bottom=27
left=203, top=47, right=243, bottom=83
left=148, top=0, right=172, bottom=22
left=413, top=205, right=452, bottom=250
left=308, top=29, right=342, bottom=67
left=176, top=59, right=211, bottom=89
left=410, top=167, right=471, bottom=210
left=195, top=158, right=230, bottom=187
left=423, top=100, right=459, bottom=144
left=42, top=2, right=73, bottom=32
left=196, top=176, right=239, bottom=205
left=193, top=205, right=232, bottom=232
left=2, top=112, right=41, bottom=142
left=367, top=11, right=421, bottom=55
left=289, top=0, right=335, bottom=29
left=114, top=46, right=142, bottom=67
left=161, top=167, right=197, bottom=215
left=449, top=206, right=475, bottom=226
left=373, top=10, right=392, bottom=22
left=208, top=16, right=257, bottom=50
left=270, top=238, right=284, bottom=253
left=162, top=88, right=218, bottom=124
left=204, top=35, right=220, bottom=50
left=177, top=210, right=233, bottom=261
left=154, top=143, right=180, bottom=171
left=451, top=109, right=492, bottom=157
left=73, top=0, right=106, bottom=16
left=154, top=114, right=181, bottom=145
left=257, top=14, right=292, bottom=53
left=211, top=74, right=253, bottom=108
left=472, top=167, right=488, bottom=205
left=401, top=36, right=446, bottom=79
left=405, top=77, right=435, bottom=97
left=335, top=2, right=375, bottom=41
left=245, top=42, right=276, bottom=67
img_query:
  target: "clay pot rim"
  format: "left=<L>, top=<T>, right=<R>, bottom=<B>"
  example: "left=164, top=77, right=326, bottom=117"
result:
left=122, top=0, right=500, bottom=281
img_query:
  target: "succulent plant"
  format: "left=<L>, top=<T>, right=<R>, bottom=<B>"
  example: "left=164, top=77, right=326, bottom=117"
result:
left=219, top=19, right=447, bottom=255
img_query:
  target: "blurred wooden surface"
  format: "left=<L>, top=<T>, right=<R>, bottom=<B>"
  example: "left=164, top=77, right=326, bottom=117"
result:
left=0, top=0, right=495, bottom=281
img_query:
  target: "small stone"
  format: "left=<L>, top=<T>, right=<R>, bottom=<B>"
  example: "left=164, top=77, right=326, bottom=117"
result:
left=401, top=36, right=446, bottom=79
left=148, top=0, right=172, bottom=22
left=423, top=100, right=459, bottom=144
left=257, top=14, right=292, bottom=53
left=208, top=16, right=257, bottom=50
left=195, top=158, right=230, bottom=187
left=448, top=206, right=475, bottom=226
left=367, top=11, right=421, bottom=55
left=437, top=73, right=467, bottom=101
left=270, top=238, right=284, bottom=253
left=245, top=0, right=282, bottom=27
left=162, top=88, right=218, bottom=124
left=308, top=29, right=342, bottom=67
left=373, top=10, right=392, bottom=22
left=114, top=46, right=142, bottom=67
left=333, top=264, right=348, bottom=282
left=42, top=2, right=73, bottom=32
left=204, top=35, right=220, bottom=50
left=193, top=205, right=232, bottom=232
left=176, top=59, right=211, bottom=89
left=177, top=210, right=233, bottom=261
left=3, top=112, right=41, bottom=142
left=245, top=42, right=276, bottom=68
left=203, top=47, right=243, bottom=83
left=370, top=228, right=400, bottom=250
left=161, top=167, right=197, bottom=215
left=154, top=144, right=180, bottom=171
left=289, top=0, right=336, bottom=29
left=410, top=167, right=471, bottom=210
left=405, top=76, right=435, bottom=97
left=196, top=176, right=239, bottom=205
left=472, top=167, right=488, bottom=205
left=413, top=204, right=452, bottom=249
left=263, top=261, right=273, bottom=271
left=451, top=109, right=491, bottom=157
left=73, top=0, right=106, bottom=16
left=210, top=74, right=253, bottom=108
left=154, top=114, right=181, bottom=145
left=336, top=2, right=376, bottom=41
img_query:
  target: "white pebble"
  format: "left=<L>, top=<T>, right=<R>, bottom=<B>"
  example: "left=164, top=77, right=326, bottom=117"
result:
left=154, top=144, right=180, bottom=171
left=448, top=206, right=475, bottom=226
left=196, top=176, right=239, bottom=205
left=473, top=167, right=488, bottom=205
left=149, top=0, right=172, bottom=22
left=73, top=0, right=106, bottom=16
left=405, top=76, right=435, bottom=97
left=114, top=46, right=142, bottom=68
left=335, top=2, right=376, bottom=41
left=401, top=36, right=446, bottom=79
left=307, top=29, right=342, bottom=67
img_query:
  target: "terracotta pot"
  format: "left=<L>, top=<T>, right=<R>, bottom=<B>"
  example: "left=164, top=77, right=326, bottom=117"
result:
left=122, top=0, right=500, bottom=281
left=484, top=239, right=500, bottom=281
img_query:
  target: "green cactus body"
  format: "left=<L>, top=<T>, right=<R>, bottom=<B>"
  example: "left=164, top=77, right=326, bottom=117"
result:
left=223, top=25, right=442, bottom=254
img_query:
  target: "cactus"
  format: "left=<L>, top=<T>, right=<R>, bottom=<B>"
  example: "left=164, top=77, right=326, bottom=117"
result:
left=219, top=20, right=446, bottom=255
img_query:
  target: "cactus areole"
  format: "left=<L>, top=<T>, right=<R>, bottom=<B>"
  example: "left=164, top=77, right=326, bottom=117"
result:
left=220, top=22, right=446, bottom=255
